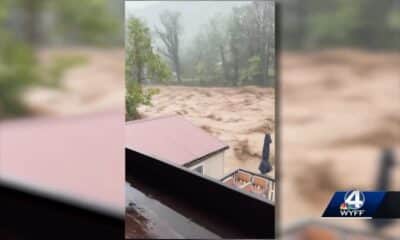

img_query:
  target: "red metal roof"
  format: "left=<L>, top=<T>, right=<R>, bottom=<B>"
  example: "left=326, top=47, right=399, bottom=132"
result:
left=0, top=110, right=124, bottom=216
left=125, top=115, right=228, bottom=166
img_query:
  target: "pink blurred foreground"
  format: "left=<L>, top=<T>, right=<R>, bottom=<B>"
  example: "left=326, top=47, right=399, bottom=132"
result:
left=0, top=110, right=124, bottom=216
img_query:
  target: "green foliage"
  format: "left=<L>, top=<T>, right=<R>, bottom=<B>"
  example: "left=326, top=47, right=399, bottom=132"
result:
left=146, top=53, right=171, bottom=82
left=240, top=56, right=261, bottom=84
left=54, top=0, right=120, bottom=45
left=125, top=17, right=171, bottom=120
left=0, top=0, right=7, bottom=21
left=126, top=82, right=159, bottom=120
left=388, top=9, right=400, bottom=30
left=0, top=0, right=37, bottom=116
left=0, top=36, right=88, bottom=118
left=126, top=17, right=171, bottom=84
left=0, top=0, right=37, bottom=117
left=187, top=2, right=274, bottom=87
left=0, top=0, right=115, bottom=118
left=307, top=0, right=363, bottom=47
left=0, top=34, right=38, bottom=117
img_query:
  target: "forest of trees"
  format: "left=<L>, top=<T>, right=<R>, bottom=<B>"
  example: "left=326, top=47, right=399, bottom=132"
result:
left=279, top=0, right=400, bottom=50
left=184, top=1, right=275, bottom=87
left=126, top=0, right=400, bottom=120
left=125, top=1, right=275, bottom=120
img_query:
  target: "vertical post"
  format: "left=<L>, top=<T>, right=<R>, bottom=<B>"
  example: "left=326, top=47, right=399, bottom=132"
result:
left=259, top=134, right=272, bottom=174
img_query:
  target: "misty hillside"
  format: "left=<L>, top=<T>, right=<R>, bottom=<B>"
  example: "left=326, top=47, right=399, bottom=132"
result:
left=125, top=1, right=275, bottom=88
left=125, top=1, right=249, bottom=48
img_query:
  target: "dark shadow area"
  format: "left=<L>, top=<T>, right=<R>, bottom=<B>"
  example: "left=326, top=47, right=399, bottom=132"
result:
left=126, top=148, right=275, bottom=238
left=0, top=182, right=123, bottom=239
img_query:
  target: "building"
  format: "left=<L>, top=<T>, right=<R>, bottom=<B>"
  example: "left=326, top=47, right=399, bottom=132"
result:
left=125, top=115, right=229, bottom=179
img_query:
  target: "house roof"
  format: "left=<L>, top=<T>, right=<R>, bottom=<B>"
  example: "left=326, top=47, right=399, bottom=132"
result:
left=125, top=115, right=228, bottom=166
left=0, top=110, right=124, bottom=217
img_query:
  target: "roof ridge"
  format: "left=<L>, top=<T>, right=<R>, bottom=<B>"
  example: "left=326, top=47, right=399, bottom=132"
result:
left=125, top=114, right=230, bottom=166
left=125, top=114, right=180, bottom=125
left=126, top=114, right=228, bottom=148
left=0, top=108, right=123, bottom=127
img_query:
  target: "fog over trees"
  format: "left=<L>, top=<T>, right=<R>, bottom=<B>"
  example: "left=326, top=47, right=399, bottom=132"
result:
left=125, top=1, right=274, bottom=120
left=125, top=0, right=400, bottom=119
left=126, top=1, right=275, bottom=87
left=155, top=10, right=183, bottom=83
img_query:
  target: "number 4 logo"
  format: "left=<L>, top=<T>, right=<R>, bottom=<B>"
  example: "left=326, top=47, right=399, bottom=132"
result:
left=344, top=190, right=365, bottom=210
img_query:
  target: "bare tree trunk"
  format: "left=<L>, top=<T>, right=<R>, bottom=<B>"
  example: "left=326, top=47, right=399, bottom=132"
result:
left=233, top=63, right=239, bottom=86
left=219, top=45, right=229, bottom=82
left=173, top=30, right=182, bottom=83
left=261, top=37, right=272, bottom=86
left=260, top=54, right=268, bottom=86
left=230, top=38, right=240, bottom=86
left=156, top=10, right=182, bottom=83
left=174, top=55, right=181, bottom=83
left=252, top=1, right=274, bottom=86
left=23, top=0, right=42, bottom=45
left=232, top=51, right=239, bottom=86
left=137, top=63, right=143, bottom=84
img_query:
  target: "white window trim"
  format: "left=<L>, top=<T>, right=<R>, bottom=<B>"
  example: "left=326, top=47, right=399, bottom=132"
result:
left=191, top=164, right=205, bottom=175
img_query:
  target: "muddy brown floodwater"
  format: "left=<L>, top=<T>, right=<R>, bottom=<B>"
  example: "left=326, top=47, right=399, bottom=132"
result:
left=138, top=86, right=276, bottom=178
left=280, top=50, right=400, bottom=237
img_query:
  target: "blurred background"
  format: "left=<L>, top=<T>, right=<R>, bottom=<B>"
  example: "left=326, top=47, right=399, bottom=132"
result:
left=277, top=0, right=400, bottom=239
left=0, top=0, right=125, bottom=226
left=0, top=0, right=123, bottom=120
left=0, top=0, right=399, bottom=239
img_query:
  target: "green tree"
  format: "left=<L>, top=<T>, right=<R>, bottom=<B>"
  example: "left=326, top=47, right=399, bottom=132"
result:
left=240, top=56, right=261, bottom=84
left=125, top=17, right=171, bottom=120
left=0, top=0, right=38, bottom=118
left=227, top=3, right=276, bottom=86
left=0, top=33, right=39, bottom=118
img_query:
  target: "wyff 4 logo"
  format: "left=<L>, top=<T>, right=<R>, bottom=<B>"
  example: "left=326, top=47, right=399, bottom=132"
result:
left=323, top=190, right=386, bottom=218
left=339, top=190, right=366, bottom=217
